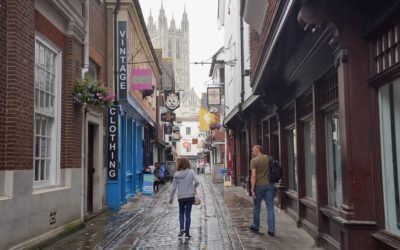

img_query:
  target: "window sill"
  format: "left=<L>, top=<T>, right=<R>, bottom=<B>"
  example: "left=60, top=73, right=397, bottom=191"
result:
left=0, top=195, right=11, bottom=201
left=285, top=190, right=298, bottom=200
left=372, top=230, right=400, bottom=249
left=33, top=186, right=69, bottom=195
left=300, top=197, right=317, bottom=211
left=320, top=206, right=340, bottom=218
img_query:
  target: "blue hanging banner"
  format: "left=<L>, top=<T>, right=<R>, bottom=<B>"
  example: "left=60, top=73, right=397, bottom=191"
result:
left=107, top=106, right=119, bottom=181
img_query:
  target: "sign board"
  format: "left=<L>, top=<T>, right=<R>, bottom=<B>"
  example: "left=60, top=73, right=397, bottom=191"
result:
left=142, top=174, right=154, bottom=195
left=118, top=21, right=128, bottom=100
left=161, top=111, right=176, bottom=122
left=107, top=106, right=119, bottom=181
left=131, top=69, right=153, bottom=90
left=166, top=161, right=176, bottom=180
left=207, top=87, right=221, bottom=106
left=155, top=162, right=165, bottom=178
left=192, top=138, right=198, bottom=144
left=165, top=92, right=180, bottom=111
left=164, top=124, right=172, bottom=134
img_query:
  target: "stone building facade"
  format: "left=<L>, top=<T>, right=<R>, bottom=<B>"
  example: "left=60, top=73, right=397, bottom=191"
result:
left=146, top=4, right=190, bottom=93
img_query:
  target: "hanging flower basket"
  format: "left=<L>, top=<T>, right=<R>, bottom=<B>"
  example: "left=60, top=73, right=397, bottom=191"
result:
left=72, top=79, right=115, bottom=108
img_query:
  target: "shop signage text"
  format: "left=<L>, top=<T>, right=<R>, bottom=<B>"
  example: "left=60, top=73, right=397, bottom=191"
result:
left=118, top=21, right=128, bottom=99
left=107, top=106, right=119, bottom=181
left=161, top=111, right=176, bottom=121
left=131, top=69, right=153, bottom=90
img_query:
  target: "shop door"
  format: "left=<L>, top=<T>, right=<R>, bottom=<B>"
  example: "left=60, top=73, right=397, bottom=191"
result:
left=87, top=124, right=95, bottom=213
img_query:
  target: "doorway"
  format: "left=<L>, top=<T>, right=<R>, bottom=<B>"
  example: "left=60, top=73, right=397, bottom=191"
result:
left=87, top=123, right=96, bottom=213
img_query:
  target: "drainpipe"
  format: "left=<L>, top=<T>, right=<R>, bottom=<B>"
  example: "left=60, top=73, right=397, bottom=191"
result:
left=80, top=0, right=90, bottom=221
left=82, top=0, right=90, bottom=78
left=239, top=14, right=251, bottom=194
left=114, top=0, right=121, bottom=103
left=80, top=104, right=87, bottom=221
left=240, top=15, right=245, bottom=106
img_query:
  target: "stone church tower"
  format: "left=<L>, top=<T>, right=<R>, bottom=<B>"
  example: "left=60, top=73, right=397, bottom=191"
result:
left=147, top=4, right=190, bottom=93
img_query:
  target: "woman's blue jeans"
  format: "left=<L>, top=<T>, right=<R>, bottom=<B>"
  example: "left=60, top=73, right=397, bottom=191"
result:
left=252, top=184, right=275, bottom=233
left=178, top=198, right=194, bottom=234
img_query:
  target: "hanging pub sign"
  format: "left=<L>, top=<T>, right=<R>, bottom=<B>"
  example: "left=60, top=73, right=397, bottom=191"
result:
left=118, top=21, right=128, bottom=100
left=107, top=106, right=119, bottom=181
left=164, top=124, right=172, bottom=134
left=161, top=111, right=176, bottom=122
left=131, top=69, right=153, bottom=90
left=165, top=91, right=180, bottom=111
left=207, top=87, right=221, bottom=106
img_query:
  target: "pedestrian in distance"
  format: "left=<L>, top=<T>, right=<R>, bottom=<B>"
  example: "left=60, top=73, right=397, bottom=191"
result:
left=248, top=145, right=276, bottom=236
left=169, top=158, right=199, bottom=239
left=153, top=168, right=160, bottom=192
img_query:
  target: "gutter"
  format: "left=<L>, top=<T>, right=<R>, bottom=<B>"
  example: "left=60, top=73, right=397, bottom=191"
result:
left=80, top=0, right=89, bottom=221
left=113, top=0, right=121, bottom=103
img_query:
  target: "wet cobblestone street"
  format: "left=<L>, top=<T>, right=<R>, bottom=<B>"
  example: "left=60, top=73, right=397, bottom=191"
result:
left=44, top=175, right=322, bottom=250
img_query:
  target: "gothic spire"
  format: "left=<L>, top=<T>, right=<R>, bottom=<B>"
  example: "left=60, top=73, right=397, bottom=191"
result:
left=170, top=13, right=176, bottom=31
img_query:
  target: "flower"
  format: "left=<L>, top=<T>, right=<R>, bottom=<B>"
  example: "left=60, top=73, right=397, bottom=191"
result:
left=72, top=79, right=114, bottom=108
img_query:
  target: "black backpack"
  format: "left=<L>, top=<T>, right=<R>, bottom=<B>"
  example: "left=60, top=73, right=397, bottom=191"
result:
left=268, top=156, right=282, bottom=183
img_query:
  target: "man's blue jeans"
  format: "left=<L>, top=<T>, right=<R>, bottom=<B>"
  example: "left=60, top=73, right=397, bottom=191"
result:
left=251, top=184, right=275, bottom=233
left=178, top=197, right=194, bottom=234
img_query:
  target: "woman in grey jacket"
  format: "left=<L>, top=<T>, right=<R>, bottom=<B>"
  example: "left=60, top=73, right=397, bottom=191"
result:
left=169, top=158, right=199, bottom=239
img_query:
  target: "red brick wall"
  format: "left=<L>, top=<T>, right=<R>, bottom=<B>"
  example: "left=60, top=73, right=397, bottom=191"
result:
left=63, top=37, right=83, bottom=169
left=36, top=10, right=82, bottom=169
left=0, top=0, right=7, bottom=170
left=2, top=0, right=35, bottom=170
left=89, top=0, right=107, bottom=81
left=249, top=0, right=279, bottom=80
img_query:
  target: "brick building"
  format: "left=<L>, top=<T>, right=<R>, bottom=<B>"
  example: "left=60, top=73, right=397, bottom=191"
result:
left=0, top=0, right=115, bottom=248
left=0, top=0, right=88, bottom=248
left=223, top=0, right=400, bottom=249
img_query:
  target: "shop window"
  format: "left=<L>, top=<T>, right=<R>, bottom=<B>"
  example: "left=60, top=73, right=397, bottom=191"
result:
left=286, top=129, right=297, bottom=191
left=379, top=79, right=400, bottom=234
left=33, top=34, right=61, bottom=188
left=373, top=23, right=400, bottom=75
left=318, top=68, right=342, bottom=207
left=326, top=110, right=342, bottom=207
left=304, top=120, right=316, bottom=200
left=87, top=60, right=98, bottom=81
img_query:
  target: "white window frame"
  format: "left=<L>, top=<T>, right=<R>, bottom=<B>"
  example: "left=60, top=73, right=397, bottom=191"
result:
left=379, top=79, right=400, bottom=235
left=33, top=33, right=62, bottom=189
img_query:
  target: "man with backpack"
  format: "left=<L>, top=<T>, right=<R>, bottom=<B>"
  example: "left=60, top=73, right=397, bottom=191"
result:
left=248, top=145, right=277, bottom=236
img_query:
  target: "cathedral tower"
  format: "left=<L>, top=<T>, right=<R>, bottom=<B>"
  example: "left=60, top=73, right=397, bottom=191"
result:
left=146, top=4, right=190, bottom=93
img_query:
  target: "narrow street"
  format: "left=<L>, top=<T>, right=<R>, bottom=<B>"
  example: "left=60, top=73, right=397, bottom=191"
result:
left=44, top=175, right=321, bottom=250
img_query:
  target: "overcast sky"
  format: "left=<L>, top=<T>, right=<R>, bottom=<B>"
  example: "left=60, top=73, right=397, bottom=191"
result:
left=138, top=0, right=223, bottom=97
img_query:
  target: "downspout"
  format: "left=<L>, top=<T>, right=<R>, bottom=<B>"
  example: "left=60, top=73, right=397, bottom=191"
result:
left=240, top=13, right=251, bottom=194
left=240, top=15, right=245, bottom=106
left=81, top=0, right=89, bottom=221
left=114, top=0, right=121, bottom=104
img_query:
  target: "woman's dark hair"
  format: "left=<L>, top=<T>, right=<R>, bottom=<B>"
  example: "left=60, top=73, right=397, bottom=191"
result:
left=176, top=158, right=191, bottom=171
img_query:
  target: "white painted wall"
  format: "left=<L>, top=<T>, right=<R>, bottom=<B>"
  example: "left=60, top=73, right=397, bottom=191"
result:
left=177, top=121, right=201, bottom=158
left=0, top=169, right=82, bottom=249
left=219, top=0, right=251, bottom=117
